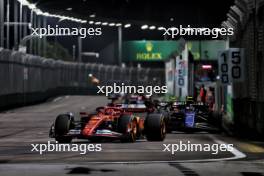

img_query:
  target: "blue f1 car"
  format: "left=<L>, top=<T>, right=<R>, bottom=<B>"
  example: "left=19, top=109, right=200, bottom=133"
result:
left=155, top=96, right=220, bottom=133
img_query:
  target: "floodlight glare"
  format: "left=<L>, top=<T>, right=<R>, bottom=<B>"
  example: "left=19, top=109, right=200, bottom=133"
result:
left=149, top=26, right=156, bottom=30
left=124, top=24, right=131, bottom=28
left=141, top=25, right=148, bottom=30
left=109, top=23, right=116, bottom=26
left=95, top=21, right=101, bottom=25
left=89, top=14, right=96, bottom=18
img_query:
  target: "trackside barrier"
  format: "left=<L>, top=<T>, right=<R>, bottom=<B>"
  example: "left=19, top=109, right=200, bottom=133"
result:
left=0, top=49, right=165, bottom=110
left=221, top=0, right=264, bottom=138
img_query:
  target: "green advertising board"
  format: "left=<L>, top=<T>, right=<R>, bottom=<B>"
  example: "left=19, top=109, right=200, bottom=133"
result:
left=122, top=40, right=227, bottom=62
left=122, top=41, right=179, bottom=62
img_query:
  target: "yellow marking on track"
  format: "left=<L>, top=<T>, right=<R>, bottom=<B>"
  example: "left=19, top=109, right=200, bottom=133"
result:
left=238, top=143, right=264, bottom=153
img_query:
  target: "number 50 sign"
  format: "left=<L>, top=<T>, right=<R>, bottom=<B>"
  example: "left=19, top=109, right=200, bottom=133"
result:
left=218, top=48, right=245, bottom=85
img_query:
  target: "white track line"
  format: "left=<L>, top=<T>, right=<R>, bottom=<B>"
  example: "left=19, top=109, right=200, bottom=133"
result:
left=208, top=135, right=246, bottom=160
left=76, top=135, right=246, bottom=164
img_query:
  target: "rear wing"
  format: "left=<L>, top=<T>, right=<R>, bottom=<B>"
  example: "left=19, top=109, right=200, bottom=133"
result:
left=171, top=101, right=208, bottom=111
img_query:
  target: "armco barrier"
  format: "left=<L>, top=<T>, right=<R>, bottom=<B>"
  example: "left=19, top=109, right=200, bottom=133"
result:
left=0, top=49, right=165, bottom=110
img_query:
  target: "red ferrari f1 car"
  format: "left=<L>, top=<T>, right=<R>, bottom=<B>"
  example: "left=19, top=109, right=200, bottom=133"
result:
left=49, top=103, right=166, bottom=143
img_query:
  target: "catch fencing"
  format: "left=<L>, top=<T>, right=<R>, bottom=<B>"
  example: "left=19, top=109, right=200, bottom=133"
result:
left=0, top=49, right=164, bottom=109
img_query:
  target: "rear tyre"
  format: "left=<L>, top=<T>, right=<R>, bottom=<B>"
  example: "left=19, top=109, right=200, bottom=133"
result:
left=55, top=114, right=73, bottom=143
left=145, top=113, right=166, bottom=141
left=118, top=115, right=137, bottom=143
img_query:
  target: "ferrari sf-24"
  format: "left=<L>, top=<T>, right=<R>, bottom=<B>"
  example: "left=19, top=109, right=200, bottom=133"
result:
left=49, top=99, right=167, bottom=143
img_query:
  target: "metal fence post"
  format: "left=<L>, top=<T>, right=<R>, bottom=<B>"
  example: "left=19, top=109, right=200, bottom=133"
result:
left=0, top=0, right=4, bottom=48
left=14, top=0, right=18, bottom=50
left=78, top=36, right=82, bottom=62
left=6, top=0, right=10, bottom=49
left=118, top=26, right=122, bottom=66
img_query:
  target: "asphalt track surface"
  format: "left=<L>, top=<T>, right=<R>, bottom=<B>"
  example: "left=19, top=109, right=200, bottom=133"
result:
left=0, top=96, right=263, bottom=176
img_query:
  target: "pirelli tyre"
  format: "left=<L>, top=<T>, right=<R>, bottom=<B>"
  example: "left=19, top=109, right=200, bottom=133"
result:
left=118, top=115, right=137, bottom=143
left=145, top=113, right=166, bottom=141
left=55, top=114, right=73, bottom=143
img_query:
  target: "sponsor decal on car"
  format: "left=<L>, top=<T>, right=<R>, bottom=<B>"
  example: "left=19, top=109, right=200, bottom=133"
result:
left=185, top=113, right=195, bottom=128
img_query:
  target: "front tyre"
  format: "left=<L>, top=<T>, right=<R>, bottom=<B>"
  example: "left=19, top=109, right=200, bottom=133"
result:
left=145, top=113, right=166, bottom=141
left=118, top=115, right=137, bottom=143
left=54, top=114, right=73, bottom=143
